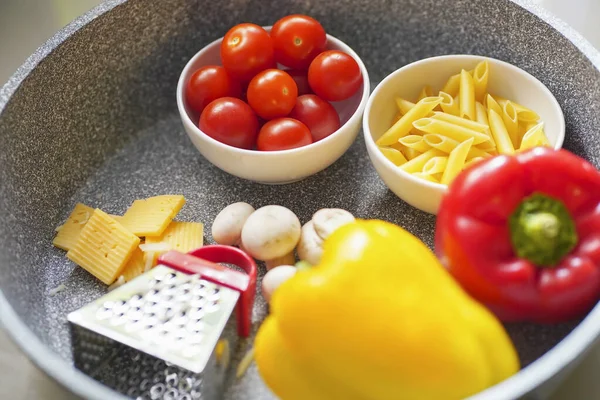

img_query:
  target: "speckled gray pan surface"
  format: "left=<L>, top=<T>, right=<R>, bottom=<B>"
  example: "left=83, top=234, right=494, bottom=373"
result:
left=1, top=0, right=600, bottom=399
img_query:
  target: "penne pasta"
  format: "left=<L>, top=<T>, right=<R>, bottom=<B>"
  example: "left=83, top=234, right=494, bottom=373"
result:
left=519, top=122, right=550, bottom=150
left=488, top=109, right=515, bottom=155
left=472, top=61, right=489, bottom=102
left=395, top=97, right=416, bottom=116
left=413, top=118, right=492, bottom=145
left=379, top=146, right=408, bottom=166
left=441, top=138, right=474, bottom=185
left=423, top=133, right=492, bottom=159
left=442, top=73, right=461, bottom=98
left=464, top=156, right=486, bottom=169
left=377, top=96, right=442, bottom=146
left=400, top=146, right=422, bottom=161
left=485, top=94, right=503, bottom=116
left=502, top=101, right=519, bottom=148
left=398, top=135, right=431, bottom=153
left=475, top=102, right=489, bottom=126
left=412, top=172, right=440, bottom=183
left=494, top=96, right=541, bottom=123
left=459, top=69, right=476, bottom=120
left=438, top=92, right=460, bottom=116
left=431, top=111, right=489, bottom=133
left=399, top=149, right=446, bottom=173
left=423, top=156, right=448, bottom=175
left=417, top=85, right=433, bottom=102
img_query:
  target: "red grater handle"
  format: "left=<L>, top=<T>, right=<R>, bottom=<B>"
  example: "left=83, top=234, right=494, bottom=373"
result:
left=158, top=246, right=257, bottom=338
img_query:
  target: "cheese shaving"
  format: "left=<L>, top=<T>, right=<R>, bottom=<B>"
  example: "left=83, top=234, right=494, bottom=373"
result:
left=49, top=284, right=66, bottom=296
left=108, top=275, right=126, bottom=291
left=236, top=347, right=255, bottom=379
left=139, top=242, right=172, bottom=253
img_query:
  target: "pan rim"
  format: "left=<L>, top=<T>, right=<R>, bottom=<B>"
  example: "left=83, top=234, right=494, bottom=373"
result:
left=1, top=0, right=600, bottom=399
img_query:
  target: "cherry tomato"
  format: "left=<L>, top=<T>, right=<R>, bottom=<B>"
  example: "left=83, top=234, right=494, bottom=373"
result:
left=247, top=69, right=298, bottom=120
left=199, top=97, right=259, bottom=149
left=221, top=23, right=275, bottom=82
left=185, top=65, right=241, bottom=114
left=257, top=118, right=312, bottom=151
left=288, top=94, right=340, bottom=142
left=285, top=69, right=312, bottom=95
left=271, top=15, right=327, bottom=69
left=308, top=50, right=362, bottom=101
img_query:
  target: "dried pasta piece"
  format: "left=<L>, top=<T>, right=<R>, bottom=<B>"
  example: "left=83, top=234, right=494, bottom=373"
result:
left=119, top=195, right=186, bottom=237
left=67, top=209, right=140, bottom=285
left=144, top=221, right=204, bottom=269
left=53, top=203, right=94, bottom=251
left=120, top=247, right=146, bottom=282
left=379, top=146, right=407, bottom=166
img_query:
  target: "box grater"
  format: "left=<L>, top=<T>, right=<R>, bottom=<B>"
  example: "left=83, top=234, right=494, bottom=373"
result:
left=68, top=245, right=257, bottom=400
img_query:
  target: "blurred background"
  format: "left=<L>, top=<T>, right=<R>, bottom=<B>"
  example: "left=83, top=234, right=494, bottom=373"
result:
left=1, top=0, right=600, bottom=399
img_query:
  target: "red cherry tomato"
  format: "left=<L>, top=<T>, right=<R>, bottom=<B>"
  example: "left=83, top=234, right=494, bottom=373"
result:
left=271, top=15, right=327, bottom=69
left=185, top=65, right=241, bottom=114
left=308, top=50, right=362, bottom=101
left=199, top=97, right=259, bottom=149
left=288, top=94, right=341, bottom=142
left=221, top=23, right=275, bottom=82
left=257, top=118, right=312, bottom=151
left=285, top=69, right=312, bottom=95
left=247, top=69, right=298, bottom=120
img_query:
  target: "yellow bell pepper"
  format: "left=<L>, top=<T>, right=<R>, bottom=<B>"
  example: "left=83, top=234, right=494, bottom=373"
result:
left=255, top=219, right=519, bottom=400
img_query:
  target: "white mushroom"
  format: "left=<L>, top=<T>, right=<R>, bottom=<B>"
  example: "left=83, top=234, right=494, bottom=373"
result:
left=241, top=205, right=301, bottom=261
left=265, top=251, right=296, bottom=271
left=212, top=202, right=255, bottom=246
left=261, top=265, right=297, bottom=303
left=296, top=220, right=324, bottom=265
left=312, top=208, right=355, bottom=240
left=297, top=208, right=355, bottom=265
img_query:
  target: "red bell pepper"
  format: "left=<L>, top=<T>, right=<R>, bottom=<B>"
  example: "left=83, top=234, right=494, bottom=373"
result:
left=435, top=147, right=600, bottom=323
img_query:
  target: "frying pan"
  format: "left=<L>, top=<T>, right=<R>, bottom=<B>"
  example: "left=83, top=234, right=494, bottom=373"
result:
left=1, top=0, right=600, bottom=399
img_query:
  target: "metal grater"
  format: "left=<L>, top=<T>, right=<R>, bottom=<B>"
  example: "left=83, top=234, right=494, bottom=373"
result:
left=68, top=245, right=257, bottom=400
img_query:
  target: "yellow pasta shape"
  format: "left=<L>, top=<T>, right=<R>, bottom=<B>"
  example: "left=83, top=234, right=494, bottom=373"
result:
left=459, top=69, right=476, bottom=120
left=398, top=135, right=431, bottom=153
left=413, top=118, right=492, bottom=145
left=377, top=96, right=442, bottom=146
left=399, top=149, right=445, bottom=173
left=488, top=109, right=515, bottom=155
left=119, top=195, right=186, bottom=237
left=438, top=92, right=460, bottom=116
left=464, top=156, right=486, bottom=169
left=395, top=97, right=416, bottom=116
left=519, top=122, right=550, bottom=151
left=442, top=73, right=461, bottom=97
left=412, top=172, right=440, bottom=183
left=53, top=203, right=94, bottom=251
left=423, top=133, right=491, bottom=159
left=379, top=146, right=408, bottom=166
left=431, top=112, right=489, bottom=133
left=502, top=101, right=519, bottom=148
left=423, top=156, right=448, bottom=175
left=144, top=221, right=205, bottom=268
left=400, top=146, right=422, bottom=161
left=472, top=61, right=489, bottom=102
left=121, top=247, right=145, bottom=283
left=494, top=97, right=541, bottom=123
left=485, top=94, right=503, bottom=116
left=475, top=102, right=490, bottom=126
left=67, top=209, right=140, bottom=285
left=441, top=138, right=474, bottom=185
left=417, top=85, right=433, bottom=102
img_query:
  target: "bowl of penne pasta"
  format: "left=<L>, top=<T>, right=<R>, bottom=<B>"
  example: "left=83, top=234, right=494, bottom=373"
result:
left=363, top=55, right=565, bottom=214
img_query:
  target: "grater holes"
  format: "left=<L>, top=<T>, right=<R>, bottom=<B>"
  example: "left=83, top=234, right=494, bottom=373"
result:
left=178, top=377, right=193, bottom=393
left=178, top=395, right=192, bottom=400
left=164, top=388, right=179, bottom=400
left=150, top=383, right=166, bottom=399
left=165, top=373, right=179, bottom=387
left=190, top=389, right=202, bottom=399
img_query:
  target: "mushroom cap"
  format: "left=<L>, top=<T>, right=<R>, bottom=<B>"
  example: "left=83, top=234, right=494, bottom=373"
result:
left=262, top=265, right=297, bottom=303
left=241, top=205, right=301, bottom=260
left=312, top=208, right=355, bottom=240
left=297, top=220, right=324, bottom=265
left=211, top=202, right=255, bottom=246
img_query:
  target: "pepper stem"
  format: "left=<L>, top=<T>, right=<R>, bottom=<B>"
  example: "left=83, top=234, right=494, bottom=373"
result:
left=509, top=193, right=578, bottom=267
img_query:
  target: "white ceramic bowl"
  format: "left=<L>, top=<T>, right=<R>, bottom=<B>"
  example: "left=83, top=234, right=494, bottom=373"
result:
left=363, top=55, right=565, bottom=214
left=177, top=29, right=370, bottom=184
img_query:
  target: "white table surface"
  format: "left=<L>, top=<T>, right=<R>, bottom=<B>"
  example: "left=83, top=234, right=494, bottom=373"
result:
left=1, top=0, right=600, bottom=398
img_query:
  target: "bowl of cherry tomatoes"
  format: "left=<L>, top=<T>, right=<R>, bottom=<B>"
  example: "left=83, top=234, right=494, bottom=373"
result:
left=176, top=15, right=369, bottom=184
